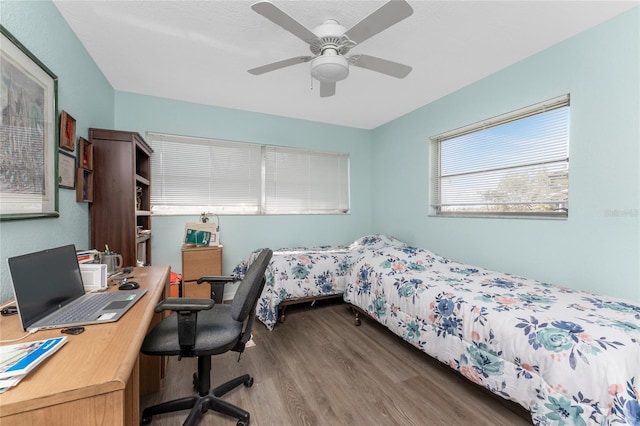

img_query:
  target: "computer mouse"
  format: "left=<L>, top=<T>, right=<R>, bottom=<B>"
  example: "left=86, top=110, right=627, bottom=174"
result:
left=118, top=281, right=139, bottom=290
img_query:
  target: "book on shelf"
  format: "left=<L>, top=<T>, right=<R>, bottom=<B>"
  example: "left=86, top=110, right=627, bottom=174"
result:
left=0, top=337, right=68, bottom=392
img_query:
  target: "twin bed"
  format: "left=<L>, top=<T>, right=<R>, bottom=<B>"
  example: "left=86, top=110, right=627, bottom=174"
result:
left=234, top=235, right=640, bottom=425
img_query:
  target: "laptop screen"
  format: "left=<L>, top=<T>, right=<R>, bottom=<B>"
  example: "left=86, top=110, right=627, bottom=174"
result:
left=8, top=244, right=85, bottom=330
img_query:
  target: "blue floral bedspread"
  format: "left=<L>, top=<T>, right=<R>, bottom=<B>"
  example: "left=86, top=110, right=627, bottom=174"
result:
left=233, top=245, right=351, bottom=330
left=233, top=235, right=406, bottom=330
left=344, top=242, right=640, bottom=425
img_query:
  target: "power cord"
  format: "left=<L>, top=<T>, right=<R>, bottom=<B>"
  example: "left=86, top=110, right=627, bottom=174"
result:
left=0, top=328, right=39, bottom=344
left=0, top=300, right=16, bottom=311
left=0, top=301, right=40, bottom=343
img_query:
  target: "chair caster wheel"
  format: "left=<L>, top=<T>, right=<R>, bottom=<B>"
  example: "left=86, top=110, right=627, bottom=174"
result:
left=141, top=416, right=152, bottom=425
left=355, top=318, right=361, bottom=326
left=244, top=376, right=254, bottom=387
left=237, top=421, right=249, bottom=426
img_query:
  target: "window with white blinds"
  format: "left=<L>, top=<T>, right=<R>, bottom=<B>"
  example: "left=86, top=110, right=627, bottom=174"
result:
left=147, top=132, right=350, bottom=215
left=431, top=94, right=570, bottom=218
left=264, top=146, right=350, bottom=214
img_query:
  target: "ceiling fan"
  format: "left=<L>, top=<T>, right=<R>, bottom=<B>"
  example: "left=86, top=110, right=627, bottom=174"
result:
left=248, top=0, right=414, bottom=97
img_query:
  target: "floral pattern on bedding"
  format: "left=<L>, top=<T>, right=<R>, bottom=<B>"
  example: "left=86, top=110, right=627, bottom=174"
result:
left=344, top=244, right=640, bottom=425
left=234, top=246, right=350, bottom=330
left=233, top=235, right=406, bottom=330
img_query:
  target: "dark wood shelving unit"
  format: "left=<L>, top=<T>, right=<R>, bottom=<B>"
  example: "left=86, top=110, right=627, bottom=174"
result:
left=89, top=128, right=153, bottom=268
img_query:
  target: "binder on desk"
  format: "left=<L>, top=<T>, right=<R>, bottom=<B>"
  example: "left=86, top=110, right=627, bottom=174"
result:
left=0, top=337, right=68, bottom=391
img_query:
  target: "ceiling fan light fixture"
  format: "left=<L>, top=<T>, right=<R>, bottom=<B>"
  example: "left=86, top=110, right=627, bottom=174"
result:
left=311, top=54, right=349, bottom=83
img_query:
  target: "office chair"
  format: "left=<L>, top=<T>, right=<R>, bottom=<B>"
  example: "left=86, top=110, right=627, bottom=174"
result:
left=140, top=248, right=273, bottom=426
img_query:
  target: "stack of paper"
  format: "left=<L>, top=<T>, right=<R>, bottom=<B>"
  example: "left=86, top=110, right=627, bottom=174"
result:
left=0, top=337, right=67, bottom=392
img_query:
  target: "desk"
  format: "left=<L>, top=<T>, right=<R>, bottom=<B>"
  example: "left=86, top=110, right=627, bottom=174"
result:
left=0, top=266, right=169, bottom=426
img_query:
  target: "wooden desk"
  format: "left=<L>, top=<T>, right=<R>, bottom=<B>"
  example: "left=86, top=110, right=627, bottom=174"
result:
left=0, top=266, right=169, bottom=426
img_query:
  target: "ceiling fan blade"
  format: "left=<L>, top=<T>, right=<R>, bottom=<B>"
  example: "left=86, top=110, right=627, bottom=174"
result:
left=320, top=81, right=336, bottom=97
left=252, top=1, right=317, bottom=44
left=248, top=56, right=313, bottom=75
left=351, top=54, right=412, bottom=78
left=344, top=0, right=413, bottom=45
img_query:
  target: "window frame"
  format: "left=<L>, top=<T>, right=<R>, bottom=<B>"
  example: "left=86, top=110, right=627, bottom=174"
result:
left=430, top=94, right=570, bottom=219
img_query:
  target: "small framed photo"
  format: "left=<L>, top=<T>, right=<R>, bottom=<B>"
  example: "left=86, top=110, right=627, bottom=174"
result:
left=59, top=110, right=76, bottom=151
left=58, top=150, right=76, bottom=189
left=78, top=137, right=93, bottom=170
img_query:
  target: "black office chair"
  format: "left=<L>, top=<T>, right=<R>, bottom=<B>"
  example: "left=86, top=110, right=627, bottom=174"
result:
left=140, top=248, right=273, bottom=426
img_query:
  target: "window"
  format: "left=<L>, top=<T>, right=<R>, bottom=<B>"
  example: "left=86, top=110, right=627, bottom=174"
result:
left=431, top=94, right=570, bottom=218
left=147, top=132, right=350, bottom=215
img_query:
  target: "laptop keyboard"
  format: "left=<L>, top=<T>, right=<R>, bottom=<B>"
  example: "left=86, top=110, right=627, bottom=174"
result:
left=48, top=292, right=124, bottom=323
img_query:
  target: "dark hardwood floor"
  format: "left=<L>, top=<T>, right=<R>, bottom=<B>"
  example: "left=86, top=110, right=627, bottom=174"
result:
left=141, top=300, right=532, bottom=425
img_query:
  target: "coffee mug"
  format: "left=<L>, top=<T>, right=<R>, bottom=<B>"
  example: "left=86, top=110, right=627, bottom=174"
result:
left=100, top=252, right=123, bottom=275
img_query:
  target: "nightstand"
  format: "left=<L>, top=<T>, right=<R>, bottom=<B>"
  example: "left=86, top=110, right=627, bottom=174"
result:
left=181, top=245, right=224, bottom=302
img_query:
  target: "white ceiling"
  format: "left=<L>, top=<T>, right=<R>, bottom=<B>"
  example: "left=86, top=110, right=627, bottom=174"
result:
left=53, top=0, right=638, bottom=130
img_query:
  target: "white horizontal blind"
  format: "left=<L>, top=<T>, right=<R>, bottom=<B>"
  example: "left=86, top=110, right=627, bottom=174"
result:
left=148, top=132, right=350, bottom=215
left=431, top=95, right=570, bottom=218
left=264, top=146, right=350, bottom=214
left=149, top=133, right=262, bottom=214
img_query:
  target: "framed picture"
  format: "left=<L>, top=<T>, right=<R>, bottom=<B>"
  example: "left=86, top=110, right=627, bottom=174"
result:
left=0, top=25, right=59, bottom=220
left=78, top=137, right=93, bottom=170
left=58, top=150, right=76, bottom=189
left=59, top=110, right=76, bottom=151
left=76, top=168, right=93, bottom=203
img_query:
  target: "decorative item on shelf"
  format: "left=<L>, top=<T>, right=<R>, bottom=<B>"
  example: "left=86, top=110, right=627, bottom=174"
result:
left=59, top=110, right=76, bottom=152
left=200, top=212, right=221, bottom=231
left=76, top=168, right=93, bottom=202
left=136, top=186, right=142, bottom=210
left=138, top=229, right=152, bottom=237
left=78, top=137, right=93, bottom=170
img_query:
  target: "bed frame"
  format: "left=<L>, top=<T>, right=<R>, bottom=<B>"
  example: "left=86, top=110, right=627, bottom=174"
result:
left=277, top=294, right=345, bottom=323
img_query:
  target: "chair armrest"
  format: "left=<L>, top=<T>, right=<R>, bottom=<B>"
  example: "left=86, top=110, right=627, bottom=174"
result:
left=197, top=275, right=238, bottom=285
left=154, top=297, right=214, bottom=313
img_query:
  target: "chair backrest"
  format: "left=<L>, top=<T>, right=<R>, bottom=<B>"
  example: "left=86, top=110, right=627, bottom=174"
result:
left=231, top=248, right=272, bottom=322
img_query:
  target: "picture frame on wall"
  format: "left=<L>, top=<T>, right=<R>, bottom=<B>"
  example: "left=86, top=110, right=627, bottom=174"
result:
left=78, top=137, right=93, bottom=170
left=0, top=25, right=59, bottom=220
left=59, top=110, right=76, bottom=152
left=58, top=150, right=76, bottom=189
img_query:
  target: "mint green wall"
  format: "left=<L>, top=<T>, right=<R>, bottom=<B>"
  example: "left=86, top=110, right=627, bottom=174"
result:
left=0, top=1, right=114, bottom=302
left=1, top=1, right=637, bottom=305
left=114, top=92, right=372, bottom=280
left=371, top=8, right=640, bottom=302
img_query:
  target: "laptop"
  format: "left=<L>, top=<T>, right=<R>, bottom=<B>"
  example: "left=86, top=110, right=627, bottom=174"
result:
left=8, top=244, right=147, bottom=331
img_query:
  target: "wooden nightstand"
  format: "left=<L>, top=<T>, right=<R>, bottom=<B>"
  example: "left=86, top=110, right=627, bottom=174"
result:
left=181, top=245, right=224, bottom=302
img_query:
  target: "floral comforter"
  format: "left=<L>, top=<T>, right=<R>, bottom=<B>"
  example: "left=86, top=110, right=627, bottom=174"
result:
left=233, top=245, right=351, bottom=330
left=344, top=242, right=640, bottom=425
left=233, top=235, right=406, bottom=330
